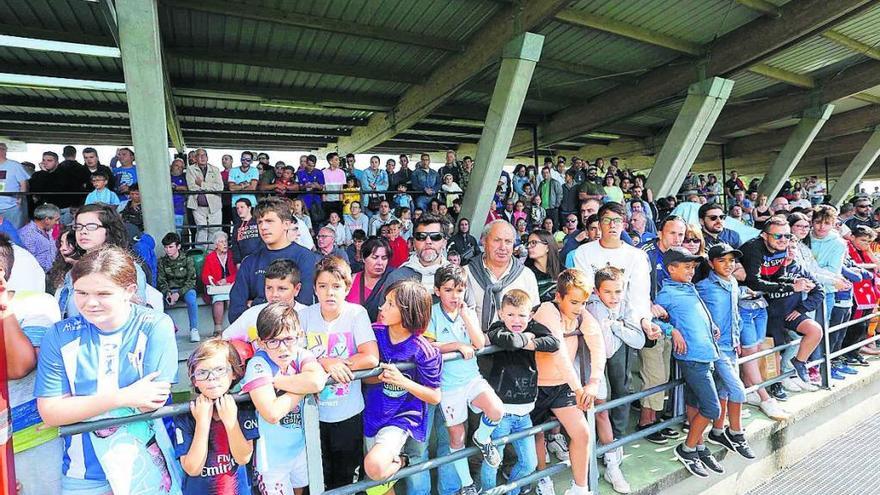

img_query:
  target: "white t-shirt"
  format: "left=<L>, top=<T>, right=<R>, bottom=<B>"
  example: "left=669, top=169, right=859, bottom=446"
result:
left=0, top=159, right=29, bottom=210
left=9, top=246, right=46, bottom=293
left=222, top=301, right=307, bottom=345
left=571, top=240, right=652, bottom=324
left=298, top=301, right=375, bottom=423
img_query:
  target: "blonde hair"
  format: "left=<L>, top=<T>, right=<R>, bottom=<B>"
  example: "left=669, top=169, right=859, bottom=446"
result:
left=501, top=288, right=532, bottom=309
left=684, top=224, right=706, bottom=256
left=557, top=268, right=593, bottom=298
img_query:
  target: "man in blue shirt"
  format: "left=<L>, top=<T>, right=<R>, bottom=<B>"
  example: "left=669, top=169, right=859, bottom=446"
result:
left=411, top=153, right=440, bottom=211
left=699, top=203, right=741, bottom=249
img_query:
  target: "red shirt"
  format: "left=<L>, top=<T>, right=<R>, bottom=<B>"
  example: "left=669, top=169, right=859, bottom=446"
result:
left=388, top=236, right=409, bottom=268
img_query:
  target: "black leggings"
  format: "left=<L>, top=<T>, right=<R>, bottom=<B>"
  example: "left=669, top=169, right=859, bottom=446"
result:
left=319, top=414, right=364, bottom=489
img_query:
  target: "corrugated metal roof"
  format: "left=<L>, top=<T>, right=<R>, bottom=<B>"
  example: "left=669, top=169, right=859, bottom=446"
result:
left=832, top=2, right=880, bottom=46
left=764, top=36, right=860, bottom=75
left=728, top=70, right=780, bottom=100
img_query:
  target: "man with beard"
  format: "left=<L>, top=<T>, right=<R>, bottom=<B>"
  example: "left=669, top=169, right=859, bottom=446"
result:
left=699, top=203, right=742, bottom=248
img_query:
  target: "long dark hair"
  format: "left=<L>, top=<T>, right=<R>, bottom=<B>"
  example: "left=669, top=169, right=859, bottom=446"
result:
left=47, top=229, right=83, bottom=292
left=75, top=203, right=129, bottom=250
left=529, top=229, right=561, bottom=279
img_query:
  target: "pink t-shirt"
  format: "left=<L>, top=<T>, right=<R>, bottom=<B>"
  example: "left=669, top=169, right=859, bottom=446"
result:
left=346, top=272, right=373, bottom=305
left=322, top=167, right=346, bottom=202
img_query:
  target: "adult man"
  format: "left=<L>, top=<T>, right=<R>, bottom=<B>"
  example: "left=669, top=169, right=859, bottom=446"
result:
left=725, top=170, right=745, bottom=199
left=460, top=155, right=474, bottom=191
left=769, top=196, right=789, bottom=216
left=368, top=200, right=397, bottom=236
left=394, top=154, right=413, bottom=191
left=228, top=151, right=259, bottom=207
left=230, top=198, right=261, bottom=266
left=17, top=203, right=60, bottom=272
left=322, top=152, right=347, bottom=217
left=228, top=197, right=319, bottom=322
left=561, top=198, right=602, bottom=262
left=537, top=166, right=562, bottom=226
left=29, top=151, right=84, bottom=225
left=627, top=210, right=655, bottom=247
left=185, top=148, right=224, bottom=245
left=82, top=147, right=114, bottom=192
left=314, top=226, right=349, bottom=262
left=845, top=196, right=877, bottom=231
left=628, top=197, right=656, bottom=234
left=560, top=170, right=579, bottom=221
left=412, top=153, right=440, bottom=211
left=362, top=155, right=389, bottom=215
left=112, top=147, right=137, bottom=201
left=739, top=217, right=824, bottom=385
left=637, top=215, right=686, bottom=441
left=578, top=167, right=605, bottom=202
left=438, top=150, right=461, bottom=184
left=699, top=203, right=741, bottom=248
left=572, top=203, right=659, bottom=441
left=0, top=142, right=29, bottom=228
left=384, top=158, right=398, bottom=202
left=296, top=154, right=324, bottom=220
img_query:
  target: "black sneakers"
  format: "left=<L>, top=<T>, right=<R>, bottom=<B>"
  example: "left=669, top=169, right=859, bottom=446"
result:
left=697, top=448, right=724, bottom=474
left=769, top=382, right=788, bottom=401
left=707, top=428, right=756, bottom=460
left=674, top=444, right=709, bottom=478
left=637, top=423, right=668, bottom=444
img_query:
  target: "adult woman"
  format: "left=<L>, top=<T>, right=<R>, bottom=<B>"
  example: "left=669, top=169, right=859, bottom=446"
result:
left=47, top=229, right=82, bottom=293
left=201, top=231, right=237, bottom=336
left=514, top=218, right=529, bottom=259
left=343, top=201, right=370, bottom=244
left=58, top=204, right=148, bottom=318
left=346, top=237, right=392, bottom=321
left=448, top=217, right=480, bottom=265
left=290, top=196, right=313, bottom=233
left=512, top=164, right=529, bottom=195
left=170, top=158, right=188, bottom=233
left=36, top=247, right=181, bottom=495
left=541, top=217, right=556, bottom=236
left=682, top=224, right=711, bottom=282
left=705, top=174, right=722, bottom=203
left=603, top=175, right=624, bottom=204
left=752, top=195, right=772, bottom=230
left=525, top=229, right=561, bottom=302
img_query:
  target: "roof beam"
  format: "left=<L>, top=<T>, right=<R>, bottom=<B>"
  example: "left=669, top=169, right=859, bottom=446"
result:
left=711, top=59, right=880, bottom=136
left=162, top=0, right=465, bottom=52
left=748, top=63, right=815, bottom=88
left=735, top=0, right=782, bottom=17
left=822, top=30, right=880, bottom=60
left=0, top=34, right=120, bottom=58
left=0, top=72, right=125, bottom=92
left=0, top=24, right=116, bottom=48
left=172, top=83, right=396, bottom=112
left=555, top=9, right=703, bottom=55
left=515, top=0, right=875, bottom=153
left=325, top=0, right=570, bottom=154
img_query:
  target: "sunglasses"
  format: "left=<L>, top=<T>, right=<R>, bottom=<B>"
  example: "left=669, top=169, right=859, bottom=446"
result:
left=705, top=214, right=726, bottom=221
left=768, top=233, right=793, bottom=240
left=683, top=238, right=701, bottom=244
left=414, top=232, right=445, bottom=242
left=566, top=218, right=578, bottom=223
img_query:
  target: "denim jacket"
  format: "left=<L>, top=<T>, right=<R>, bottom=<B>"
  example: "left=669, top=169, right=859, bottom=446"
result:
left=696, top=272, right=741, bottom=352
left=655, top=280, right=720, bottom=363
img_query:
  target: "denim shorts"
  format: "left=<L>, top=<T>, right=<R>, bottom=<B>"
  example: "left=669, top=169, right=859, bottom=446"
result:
left=739, top=305, right=768, bottom=348
left=714, top=351, right=747, bottom=403
left=678, top=360, right=721, bottom=420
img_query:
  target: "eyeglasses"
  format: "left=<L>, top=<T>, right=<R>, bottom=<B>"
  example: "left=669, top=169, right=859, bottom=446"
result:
left=768, top=233, right=793, bottom=240
left=241, top=157, right=252, bottom=162
left=683, top=238, right=701, bottom=244
left=705, top=214, right=726, bottom=221
left=414, top=232, right=445, bottom=242
left=191, top=366, right=230, bottom=381
left=566, top=218, right=578, bottom=223
left=527, top=240, right=548, bottom=247
left=316, top=234, right=334, bottom=239
left=264, top=336, right=299, bottom=350
left=600, top=217, right=624, bottom=226
left=73, top=223, right=105, bottom=232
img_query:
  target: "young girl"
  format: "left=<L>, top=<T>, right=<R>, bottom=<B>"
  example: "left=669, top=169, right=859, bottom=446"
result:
left=529, top=195, right=546, bottom=229
left=175, top=338, right=258, bottom=495
left=364, top=280, right=442, bottom=487
left=35, top=246, right=182, bottom=495
left=243, top=303, right=328, bottom=495
left=441, top=173, right=463, bottom=207
left=532, top=269, right=606, bottom=495
left=343, top=176, right=362, bottom=215
left=298, top=256, right=379, bottom=489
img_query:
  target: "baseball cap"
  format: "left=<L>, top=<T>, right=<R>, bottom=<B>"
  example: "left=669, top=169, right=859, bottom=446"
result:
left=707, top=243, right=743, bottom=260
left=662, top=246, right=703, bottom=265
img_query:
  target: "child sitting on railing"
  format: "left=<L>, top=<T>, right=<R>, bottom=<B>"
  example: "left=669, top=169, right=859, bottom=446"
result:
left=483, top=289, right=559, bottom=495
left=175, top=338, right=258, bottom=495
left=241, top=303, right=327, bottom=495
left=363, top=280, right=442, bottom=491
left=427, top=265, right=504, bottom=495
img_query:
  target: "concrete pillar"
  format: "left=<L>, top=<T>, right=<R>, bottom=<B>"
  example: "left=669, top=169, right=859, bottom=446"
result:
left=117, top=0, right=176, bottom=247
left=830, top=127, right=880, bottom=206
left=459, top=32, right=544, bottom=226
left=757, top=104, right=835, bottom=200
left=645, top=77, right=735, bottom=198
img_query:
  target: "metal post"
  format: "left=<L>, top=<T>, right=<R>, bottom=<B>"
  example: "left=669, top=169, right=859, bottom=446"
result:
left=533, top=124, right=540, bottom=170
left=586, top=408, right=599, bottom=493
left=824, top=157, right=830, bottom=201
left=721, top=143, right=728, bottom=210
left=303, top=394, right=325, bottom=493
left=821, top=299, right=832, bottom=389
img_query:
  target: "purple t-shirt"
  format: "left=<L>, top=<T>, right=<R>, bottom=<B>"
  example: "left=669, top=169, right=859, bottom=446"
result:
left=363, top=324, right=442, bottom=442
left=296, top=169, right=324, bottom=209
left=171, top=174, right=187, bottom=215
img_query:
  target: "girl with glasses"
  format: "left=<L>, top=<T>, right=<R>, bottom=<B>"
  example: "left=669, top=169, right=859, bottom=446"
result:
left=176, top=338, right=258, bottom=495
left=525, top=229, right=561, bottom=303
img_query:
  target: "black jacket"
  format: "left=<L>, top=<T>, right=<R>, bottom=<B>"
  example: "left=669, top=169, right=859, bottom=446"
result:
left=485, top=320, right=559, bottom=406
left=739, top=237, right=824, bottom=316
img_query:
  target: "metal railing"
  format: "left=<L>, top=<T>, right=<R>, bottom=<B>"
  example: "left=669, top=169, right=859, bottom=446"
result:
left=54, top=306, right=880, bottom=494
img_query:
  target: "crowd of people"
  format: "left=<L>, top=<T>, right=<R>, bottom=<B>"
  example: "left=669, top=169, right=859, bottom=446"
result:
left=3, top=140, right=880, bottom=495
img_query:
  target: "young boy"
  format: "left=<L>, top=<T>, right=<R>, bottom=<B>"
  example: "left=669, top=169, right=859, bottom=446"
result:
left=394, top=183, right=413, bottom=211
left=223, top=259, right=305, bottom=347
left=84, top=170, right=120, bottom=206
left=242, top=303, right=328, bottom=495
left=655, top=247, right=724, bottom=478
left=158, top=232, right=201, bottom=342
left=483, top=289, right=559, bottom=495
left=428, top=265, right=504, bottom=495
left=385, top=219, right=409, bottom=269
left=121, top=183, right=144, bottom=231
left=696, top=244, right=755, bottom=461
left=397, top=207, right=412, bottom=241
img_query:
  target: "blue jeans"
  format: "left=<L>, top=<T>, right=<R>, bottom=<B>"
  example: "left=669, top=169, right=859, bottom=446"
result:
left=480, top=413, right=537, bottom=495
left=169, top=288, right=199, bottom=329
left=404, top=404, right=459, bottom=495
left=679, top=360, right=721, bottom=420
left=829, top=305, right=852, bottom=354
left=739, top=305, right=768, bottom=349
left=715, top=351, right=746, bottom=403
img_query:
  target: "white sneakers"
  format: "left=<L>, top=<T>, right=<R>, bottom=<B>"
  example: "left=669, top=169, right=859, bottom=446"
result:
left=745, top=392, right=762, bottom=406
left=546, top=433, right=570, bottom=461
left=782, top=376, right=818, bottom=393
left=190, top=328, right=201, bottom=342
left=536, top=477, right=556, bottom=495
left=795, top=376, right=819, bottom=392
left=759, top=398, right=790, bottom=421
left=603, top=447, right=631, bottom=493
